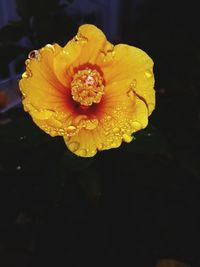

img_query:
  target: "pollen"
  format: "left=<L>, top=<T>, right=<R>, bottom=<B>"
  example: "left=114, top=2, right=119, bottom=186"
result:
left=71, top=68, right=104, bottom=106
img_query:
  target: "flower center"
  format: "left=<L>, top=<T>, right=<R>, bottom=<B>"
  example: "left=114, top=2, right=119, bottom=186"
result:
left=71, top=68, right=104, bottom=106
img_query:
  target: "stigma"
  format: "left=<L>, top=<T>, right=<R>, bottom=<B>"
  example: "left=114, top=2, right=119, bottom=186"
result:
left=71, top=68, right=104, bottom=106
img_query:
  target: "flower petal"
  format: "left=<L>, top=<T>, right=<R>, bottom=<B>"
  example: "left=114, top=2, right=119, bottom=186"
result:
left=20, top=43, right=65, bottom=109
left=53, top=24, right=114, bottom=87
left=53, top=39, right=82, bottom=87
left=73, top=24, right=109, bottom=64
left=64, top=79, right=149, bottom=157
left=19, top=24, right=155, bottom=157
left=100, top=44, right=155, bottom=114
left=19, top=44, right=74, bottom=136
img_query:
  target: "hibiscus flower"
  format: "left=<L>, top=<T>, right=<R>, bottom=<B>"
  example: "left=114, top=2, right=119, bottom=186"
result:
left=19, top=24, right=155, bottom=157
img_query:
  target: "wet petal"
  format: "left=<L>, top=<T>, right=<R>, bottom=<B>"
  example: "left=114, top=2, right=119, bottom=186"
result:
left=64, top=78, right=149, bottom=157
left=100, top=44, right=155, bottom=114
left=19, top=44, right=74, bottom=136
left=19, top=24, right=155, bottom=157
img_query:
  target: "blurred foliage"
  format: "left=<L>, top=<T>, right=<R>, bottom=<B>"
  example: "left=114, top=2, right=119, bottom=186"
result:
left=0, top=0, right=78, bottom=79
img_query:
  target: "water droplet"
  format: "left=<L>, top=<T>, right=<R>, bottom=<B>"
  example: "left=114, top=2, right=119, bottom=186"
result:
left=145, top=70, right=152, bottom=78
left=66, top=125, right=77, bottom=136
left=74, top=33, right=88, bottom=43
left=58, top=128, right=65, bottom=135
left=45, top=44, right=55, bottom=52
left=113, top=127, right=120, bottom=134
left=28, top=50, right=41, bottom=60
left=16, top=165, right=22, bottom=171
left=22, top=72, right=29, bottom=78
left=77, top=148, right=87, bottom=157
left=74, top=35, right=79, bottom=42
left=123, top=134, right=133, bottom=143
left=68, top=141, right=79, bottom=152
left=74, top=114, right=88, bottom=125
left=84, top=118, right=98, bottom=130
left=132, top=121, right=142, bottom=131
left=97, top=143, right=104, bottom=150
left=25, top=59, right=30, bottom=66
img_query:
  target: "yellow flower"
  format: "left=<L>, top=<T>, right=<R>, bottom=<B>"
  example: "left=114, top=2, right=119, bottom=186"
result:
left=19, top=24, right=155, bottom=157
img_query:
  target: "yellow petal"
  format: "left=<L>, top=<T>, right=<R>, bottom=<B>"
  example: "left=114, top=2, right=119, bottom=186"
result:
left=19, top=44, right=75, bottom=136
left=53, top=39, right=82, bottom=87
left=100, top=44, right=155, bottom=114
left=64, top=79, right=148, bottom=157
left=19, top=24, right=155, bottom=157
left=53, top=24, right=114, bottom=93
left=19, top=43, right=66, bottom=109
left=74, top=24, right=109, bottom=64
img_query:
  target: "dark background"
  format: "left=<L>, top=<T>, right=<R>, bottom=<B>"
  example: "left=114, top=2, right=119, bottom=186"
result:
left=0, top=0, right=200, bottom=266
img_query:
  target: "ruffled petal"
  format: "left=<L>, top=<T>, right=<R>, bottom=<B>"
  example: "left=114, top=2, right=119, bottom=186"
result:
left=73, top=24, right=109, bottom=65
left=19, top=24, right=155, bottom=157
left=64, top=79, right=149, bottom=157
left=19, top=44, right=74, bottom=136
left=53, top=24, right=114, bottom=87
left=100, top=44, right=155, bottom=114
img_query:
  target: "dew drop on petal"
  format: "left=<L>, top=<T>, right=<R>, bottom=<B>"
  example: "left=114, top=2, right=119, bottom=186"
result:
left=145, top=70, right=152, bottom=78
left=22, top=69, right=32, bottom=78
left=68, top=141, right=80, bottom=152
left=58, top=128, right=65, bottom=135
left=74, top=114, right=88, bottom=125
left=113, top=127, right=120, bottom=134
left=66, top=125, right=77, bottom=136
left=97, top=143, right=104, bottom=150
left=25, top=59, right=30, bottom=66
left=74, top=33, right=88, bottom=44
left=45, top=44, right=55, bottom=52
left=22, top=72, right=29, bottom=78
left=77, top=148, right=87, bottom=157
left=123, top=134, right=133, bottom=143
left=28, top=50, right=41, bottom=60
left=84, top=118, right=99, bottom=130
